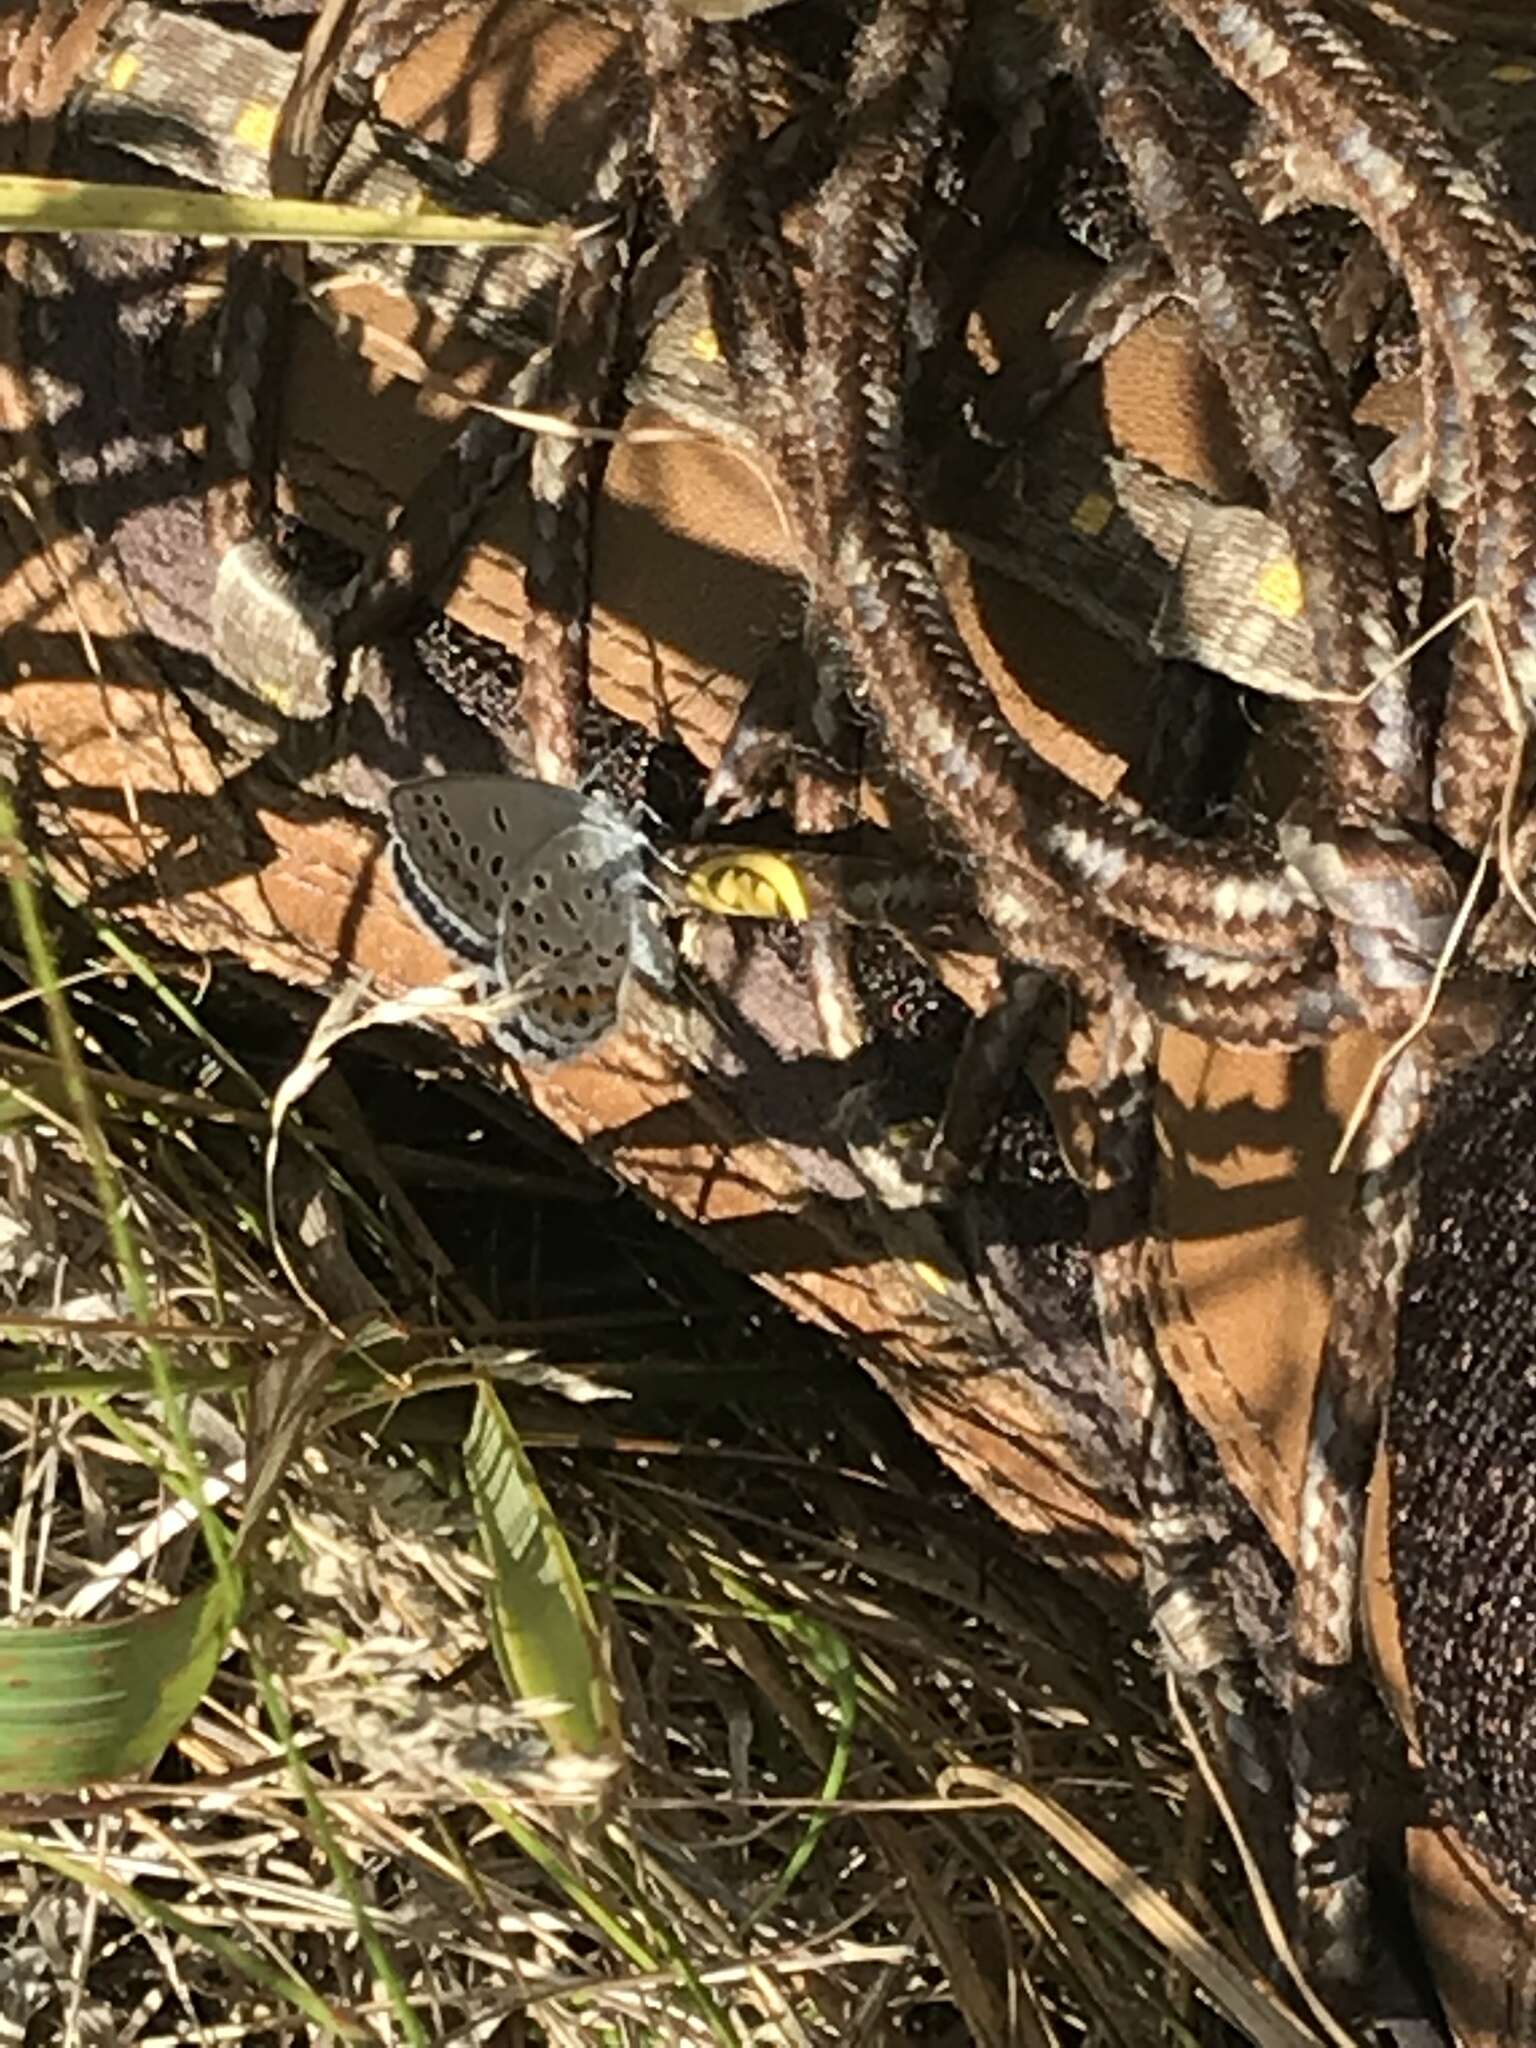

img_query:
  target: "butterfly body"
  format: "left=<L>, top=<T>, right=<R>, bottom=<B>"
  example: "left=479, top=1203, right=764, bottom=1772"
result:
left=388, top=775, right=674, bottom=1064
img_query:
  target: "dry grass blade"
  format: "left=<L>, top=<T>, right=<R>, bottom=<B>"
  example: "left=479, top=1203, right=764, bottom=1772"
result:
left=239, top=1328, right=349, bottom=1549
left=264, top=978, right=477, bottom=1323
left=0, top=172, right=570, bottom=247
left=0, top=1827, right=371, bottom=2036
left=941, top=1764, right=1330, bottom=2048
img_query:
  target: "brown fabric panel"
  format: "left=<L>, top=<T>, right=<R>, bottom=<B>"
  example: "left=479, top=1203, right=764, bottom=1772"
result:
left=1406, top=1822, right=1536, bottom=2048
left=1099, top=300, right=1251, bottom=501
left=378, top=0, right=628, bottom=208
left=1153, top=1030, right=1380, bottom=1555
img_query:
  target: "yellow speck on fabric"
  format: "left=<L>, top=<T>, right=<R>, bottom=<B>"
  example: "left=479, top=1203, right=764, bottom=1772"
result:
left=1069, top=491, right=1114, bottom=537
left=1256, top=556, right=1305, bottom=618
left=233, top=101, right=280, bottom=153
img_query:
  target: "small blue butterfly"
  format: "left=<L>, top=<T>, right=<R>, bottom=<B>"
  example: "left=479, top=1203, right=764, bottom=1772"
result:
left=388, top=775, right=675, bottom=1065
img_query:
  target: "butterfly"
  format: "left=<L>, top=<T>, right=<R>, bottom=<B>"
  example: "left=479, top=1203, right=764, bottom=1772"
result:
left=388, top=774, right=675, bottom=1065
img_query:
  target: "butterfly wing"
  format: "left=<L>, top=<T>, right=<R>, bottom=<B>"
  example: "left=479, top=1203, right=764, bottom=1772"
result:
left=390, top=776, right=671, bottom=1065
left=492, top=816, right=649, bottom=1064
left=389, top=775, right=594, bottom=966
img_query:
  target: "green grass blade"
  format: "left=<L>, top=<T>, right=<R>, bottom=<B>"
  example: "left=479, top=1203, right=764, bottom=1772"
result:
left=483, top=1804, right=656, bottom=1969
left=0, top=786, right=236, bottom=1595
left=707, top=1565, right=859, bottom=1922
left=0, top=172, right=569, bottom=247
left=0, top=1575, right=240, bottom=1790
left=465, top=1383, right=620, bottom=1760
left=753, top=1615, right=856, bottom=1915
